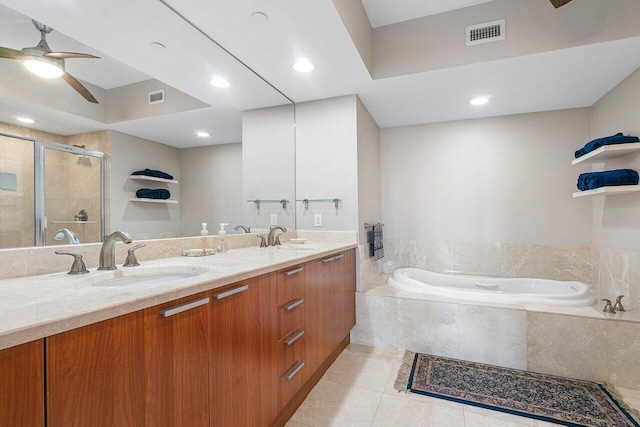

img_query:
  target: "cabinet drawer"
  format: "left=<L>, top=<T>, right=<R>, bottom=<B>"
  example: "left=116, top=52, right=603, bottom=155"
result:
left=278, top=330, right=306, bottom=409
left=279, top=297, right=304, bottom=339
left=277, top=265, right=305, bottom=305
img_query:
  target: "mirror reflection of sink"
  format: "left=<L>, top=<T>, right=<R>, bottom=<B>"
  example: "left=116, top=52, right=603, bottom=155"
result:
left=279, top=244, right=316, bottom=251
left=88, top=266, right=209, bottom=287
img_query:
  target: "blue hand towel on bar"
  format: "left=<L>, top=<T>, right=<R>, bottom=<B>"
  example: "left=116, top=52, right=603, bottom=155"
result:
left=577, top=169, right=639, bottom=191
left=136, top=188, right=171, bottom=200
left=131, top=168, right=174, bottom=180
left=370, top=223, right=384, bottom=261
left=574, top=133, right=639, bottom=159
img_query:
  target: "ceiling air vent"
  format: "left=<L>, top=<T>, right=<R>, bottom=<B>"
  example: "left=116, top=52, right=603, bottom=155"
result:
left=148, top=89, right=165, bottom=105
left=465, top=19, right=505, bottom=46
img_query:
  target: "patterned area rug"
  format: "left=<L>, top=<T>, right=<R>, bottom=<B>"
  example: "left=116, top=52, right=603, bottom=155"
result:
left=394, top=352, right=640, bottom=427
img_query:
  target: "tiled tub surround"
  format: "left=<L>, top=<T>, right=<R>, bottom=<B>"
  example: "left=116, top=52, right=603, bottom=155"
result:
left=0, top=236, right=356, bottom=351
left=355, top=239, right=640, bottom=390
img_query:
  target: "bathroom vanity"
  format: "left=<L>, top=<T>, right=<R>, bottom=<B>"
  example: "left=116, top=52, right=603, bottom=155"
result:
left=0, top=244, right=356, bottom=427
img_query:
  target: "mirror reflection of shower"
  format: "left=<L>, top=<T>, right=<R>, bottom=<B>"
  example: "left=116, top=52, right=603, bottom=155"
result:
left=0, top=131, right=105, bottom=249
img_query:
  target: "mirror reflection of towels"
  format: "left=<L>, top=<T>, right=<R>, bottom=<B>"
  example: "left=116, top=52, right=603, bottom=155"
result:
left=371, top=223, right=384, bottom=260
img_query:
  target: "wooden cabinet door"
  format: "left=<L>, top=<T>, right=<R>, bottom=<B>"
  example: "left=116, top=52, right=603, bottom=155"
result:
left=305, top=250, right=357, bottom=375
left=209, top=274, right=279, bottom=427
left=47, top=312, right=146, bottom=427
left=144, top=292, right=210, bottom=427
left=0, top=340, right=44, bottom=427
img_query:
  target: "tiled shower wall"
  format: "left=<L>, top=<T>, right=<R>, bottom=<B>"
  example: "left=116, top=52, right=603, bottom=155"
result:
left=360, top=240, right=640, bottom=309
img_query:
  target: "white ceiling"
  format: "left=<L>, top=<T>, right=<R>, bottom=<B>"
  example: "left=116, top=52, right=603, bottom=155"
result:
left=361, top=0, right=495, bottom=28
left=0, top=0, right=639, bottom=146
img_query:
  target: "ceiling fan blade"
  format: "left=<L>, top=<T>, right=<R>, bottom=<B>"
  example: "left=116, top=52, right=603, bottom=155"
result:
left=44, top=52, right=100, bottom=60
left=0, top=47, right=23, bottom=60
left=549, top=0, right=572, bottom=8
left=61, top=72, right=99, bottom=104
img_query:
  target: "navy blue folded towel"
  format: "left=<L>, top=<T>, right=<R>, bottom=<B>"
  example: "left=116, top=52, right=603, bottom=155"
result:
left=136, top=188, right=171, bottom=200
left=131, top=168, right=174, bottom=180
left=574, top=133, right=639, bottom=158
left=577, top=169, right=639, bottom=191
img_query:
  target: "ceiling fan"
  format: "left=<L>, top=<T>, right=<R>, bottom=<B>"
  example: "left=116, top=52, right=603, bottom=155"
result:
left=549, top=0, right=572, bottom=8
left=0, top=20, right=100, bottom=104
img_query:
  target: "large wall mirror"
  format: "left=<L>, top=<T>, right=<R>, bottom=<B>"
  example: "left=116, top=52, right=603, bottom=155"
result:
left=0, top=0, right=295, bottom=249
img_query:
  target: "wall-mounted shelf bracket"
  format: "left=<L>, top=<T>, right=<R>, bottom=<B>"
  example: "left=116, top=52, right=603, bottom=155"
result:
left=247, top=199, right=289, bottom=209
left=297, top=198, right=341, bottom=209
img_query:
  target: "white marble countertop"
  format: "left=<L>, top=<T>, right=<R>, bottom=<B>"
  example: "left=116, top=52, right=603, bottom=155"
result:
left=0, top=242, right=355, bottom=350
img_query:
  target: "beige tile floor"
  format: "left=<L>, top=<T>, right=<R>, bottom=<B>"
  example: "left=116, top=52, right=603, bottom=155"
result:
left=287, top=344, right=640, bottom=427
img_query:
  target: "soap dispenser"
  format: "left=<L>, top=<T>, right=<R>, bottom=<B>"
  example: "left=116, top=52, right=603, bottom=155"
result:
left=218, top=223, right=229, bottom=253
left=200, top=223, right=209, bottom=249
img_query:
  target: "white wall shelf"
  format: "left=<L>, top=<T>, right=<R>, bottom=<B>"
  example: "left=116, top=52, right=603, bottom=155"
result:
left=572, top=143, right=640, bottom=165
left=51, top=220, right=97, bottom=224
left=129, top=198, right=178, bottom=204
left=572, top=185, right=640, bottom=198
left=129, top=175, right=178, bottom=184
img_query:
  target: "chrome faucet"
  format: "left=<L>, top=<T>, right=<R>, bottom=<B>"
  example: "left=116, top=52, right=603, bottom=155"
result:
left=53, top=228, right=80, bottom=244
left=613, top=295, right=625, bottom=312
left=267, top=226, right=286, bottom=246
left=98, top=231, right=132, bottom=270
left=234, top=225, right=251, bottom=233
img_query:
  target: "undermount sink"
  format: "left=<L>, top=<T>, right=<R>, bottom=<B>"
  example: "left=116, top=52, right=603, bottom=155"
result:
left=278, top=244, right=316, bottom=251
left=87, top=265, right=209, bottom=287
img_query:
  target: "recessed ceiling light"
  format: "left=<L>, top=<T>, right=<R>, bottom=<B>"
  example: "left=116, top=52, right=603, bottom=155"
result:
left=293, top=58, right=314, bottom=73
left=210, top=77, right=231, bottom=88
left=149, top=42, right=166, bottom=51
left=196, top=131, right=210, bottom=138
left=16, top=117, right=35, bottom=124
left=24, top=57, right=63, bottom=79
left=470, top=96, right=490, bottom=106
left=251, top=12, right=269, bottom=23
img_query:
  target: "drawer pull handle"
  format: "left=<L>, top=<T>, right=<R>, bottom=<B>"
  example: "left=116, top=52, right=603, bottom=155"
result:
left=159, top=297, right=209, bottom=317
left=322, top=256, right=336, bottom=263
left=284, top=298, right=304, bottom=311
left=284, top=267, right=304, bottom=276
left=284, top=330, right=305, bottom=346
left=333, top=253, right=344, bottom=260
left=212, top=285, right=248, bottom=300
left=284, top=361, right=305, bottom=380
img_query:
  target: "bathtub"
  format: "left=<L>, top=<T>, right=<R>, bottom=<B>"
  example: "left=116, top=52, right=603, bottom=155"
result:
left=387, top=268, right=595, bottom=307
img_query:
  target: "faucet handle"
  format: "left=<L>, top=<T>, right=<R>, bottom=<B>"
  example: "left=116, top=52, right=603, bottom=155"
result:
left=258, top=235, right=267, bottom=248
left=613, top=295, right=625, bottom=312
left=275, top=235, right=282, bottom=246
left=600, top=299, right=615, bottom=313
left=55, top=251, right=89, bottom=275
left=124, top=244, right=145, bottom=267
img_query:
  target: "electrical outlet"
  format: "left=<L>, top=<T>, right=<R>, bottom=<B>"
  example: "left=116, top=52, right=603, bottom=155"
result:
left=270, top=214, right=277, bottom=225
left=314, top=213, right=322, bottom=227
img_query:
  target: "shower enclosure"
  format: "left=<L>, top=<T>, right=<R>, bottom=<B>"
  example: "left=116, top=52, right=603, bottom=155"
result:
left=0, top=131, right=104, bottom=249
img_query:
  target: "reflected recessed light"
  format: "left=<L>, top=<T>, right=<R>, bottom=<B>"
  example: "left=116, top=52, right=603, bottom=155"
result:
left=210, top=77, right=231, bottom=88
left=16, top=117, right=35, bottom=124
left=470, top=96, right=490, bottom=106
left=196, top=131, right=210, bottom=138
left=293, top=58, right=314, bottom=73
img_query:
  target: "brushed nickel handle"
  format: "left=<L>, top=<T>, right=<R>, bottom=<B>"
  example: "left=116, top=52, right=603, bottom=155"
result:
left=333, top=254, right=344, bottom=260
left=284, top=360, right=305, bottom=380
left=322, top=256, right=336, bottom=263
left=212, top=285, right=248, bottom=300
left=159, top=297, right=209, bottom=317
left=55, top=250, right=89, bottom=275
left=284, top=267, right=304, bottom=276
left=284, top=298, right=304, bottom=311
left=284, top=330, right=305, bottom=346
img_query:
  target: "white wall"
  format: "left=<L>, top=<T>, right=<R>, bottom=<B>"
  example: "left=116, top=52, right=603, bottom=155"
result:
left=242, top=104, right=295, bottom=230
left=110, top=131, right=181, bottom=237
left=331, top=0, right=373, bottom=76
left=380, top=109, right=593, bottom=245
left=295, top=96, right=359, bottom=232
left=179, top=143, right=243, bottom=235
left=590, top=68, right=640, bottom=252
left=356, top=97, right=381, bottom=245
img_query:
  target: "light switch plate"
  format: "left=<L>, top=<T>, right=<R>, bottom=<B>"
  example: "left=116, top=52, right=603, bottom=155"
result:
left=270, top=214, right=277, bottom=225
left=314, top=214, right=322, bottom=227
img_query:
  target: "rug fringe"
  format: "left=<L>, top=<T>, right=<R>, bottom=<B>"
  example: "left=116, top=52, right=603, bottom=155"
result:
left=393, top=350, right=416, bottom=393
left=605, top=383, right=640, bottom=423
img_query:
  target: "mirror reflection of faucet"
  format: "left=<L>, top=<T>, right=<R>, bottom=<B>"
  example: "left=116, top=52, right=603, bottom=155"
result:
left=74, top=209, right=88, bottom=222
left=54, top=228, right=80, bottom=244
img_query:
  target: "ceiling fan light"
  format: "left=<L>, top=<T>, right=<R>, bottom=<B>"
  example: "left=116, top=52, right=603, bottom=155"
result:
left=24, top=57, right=63, bottom=79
